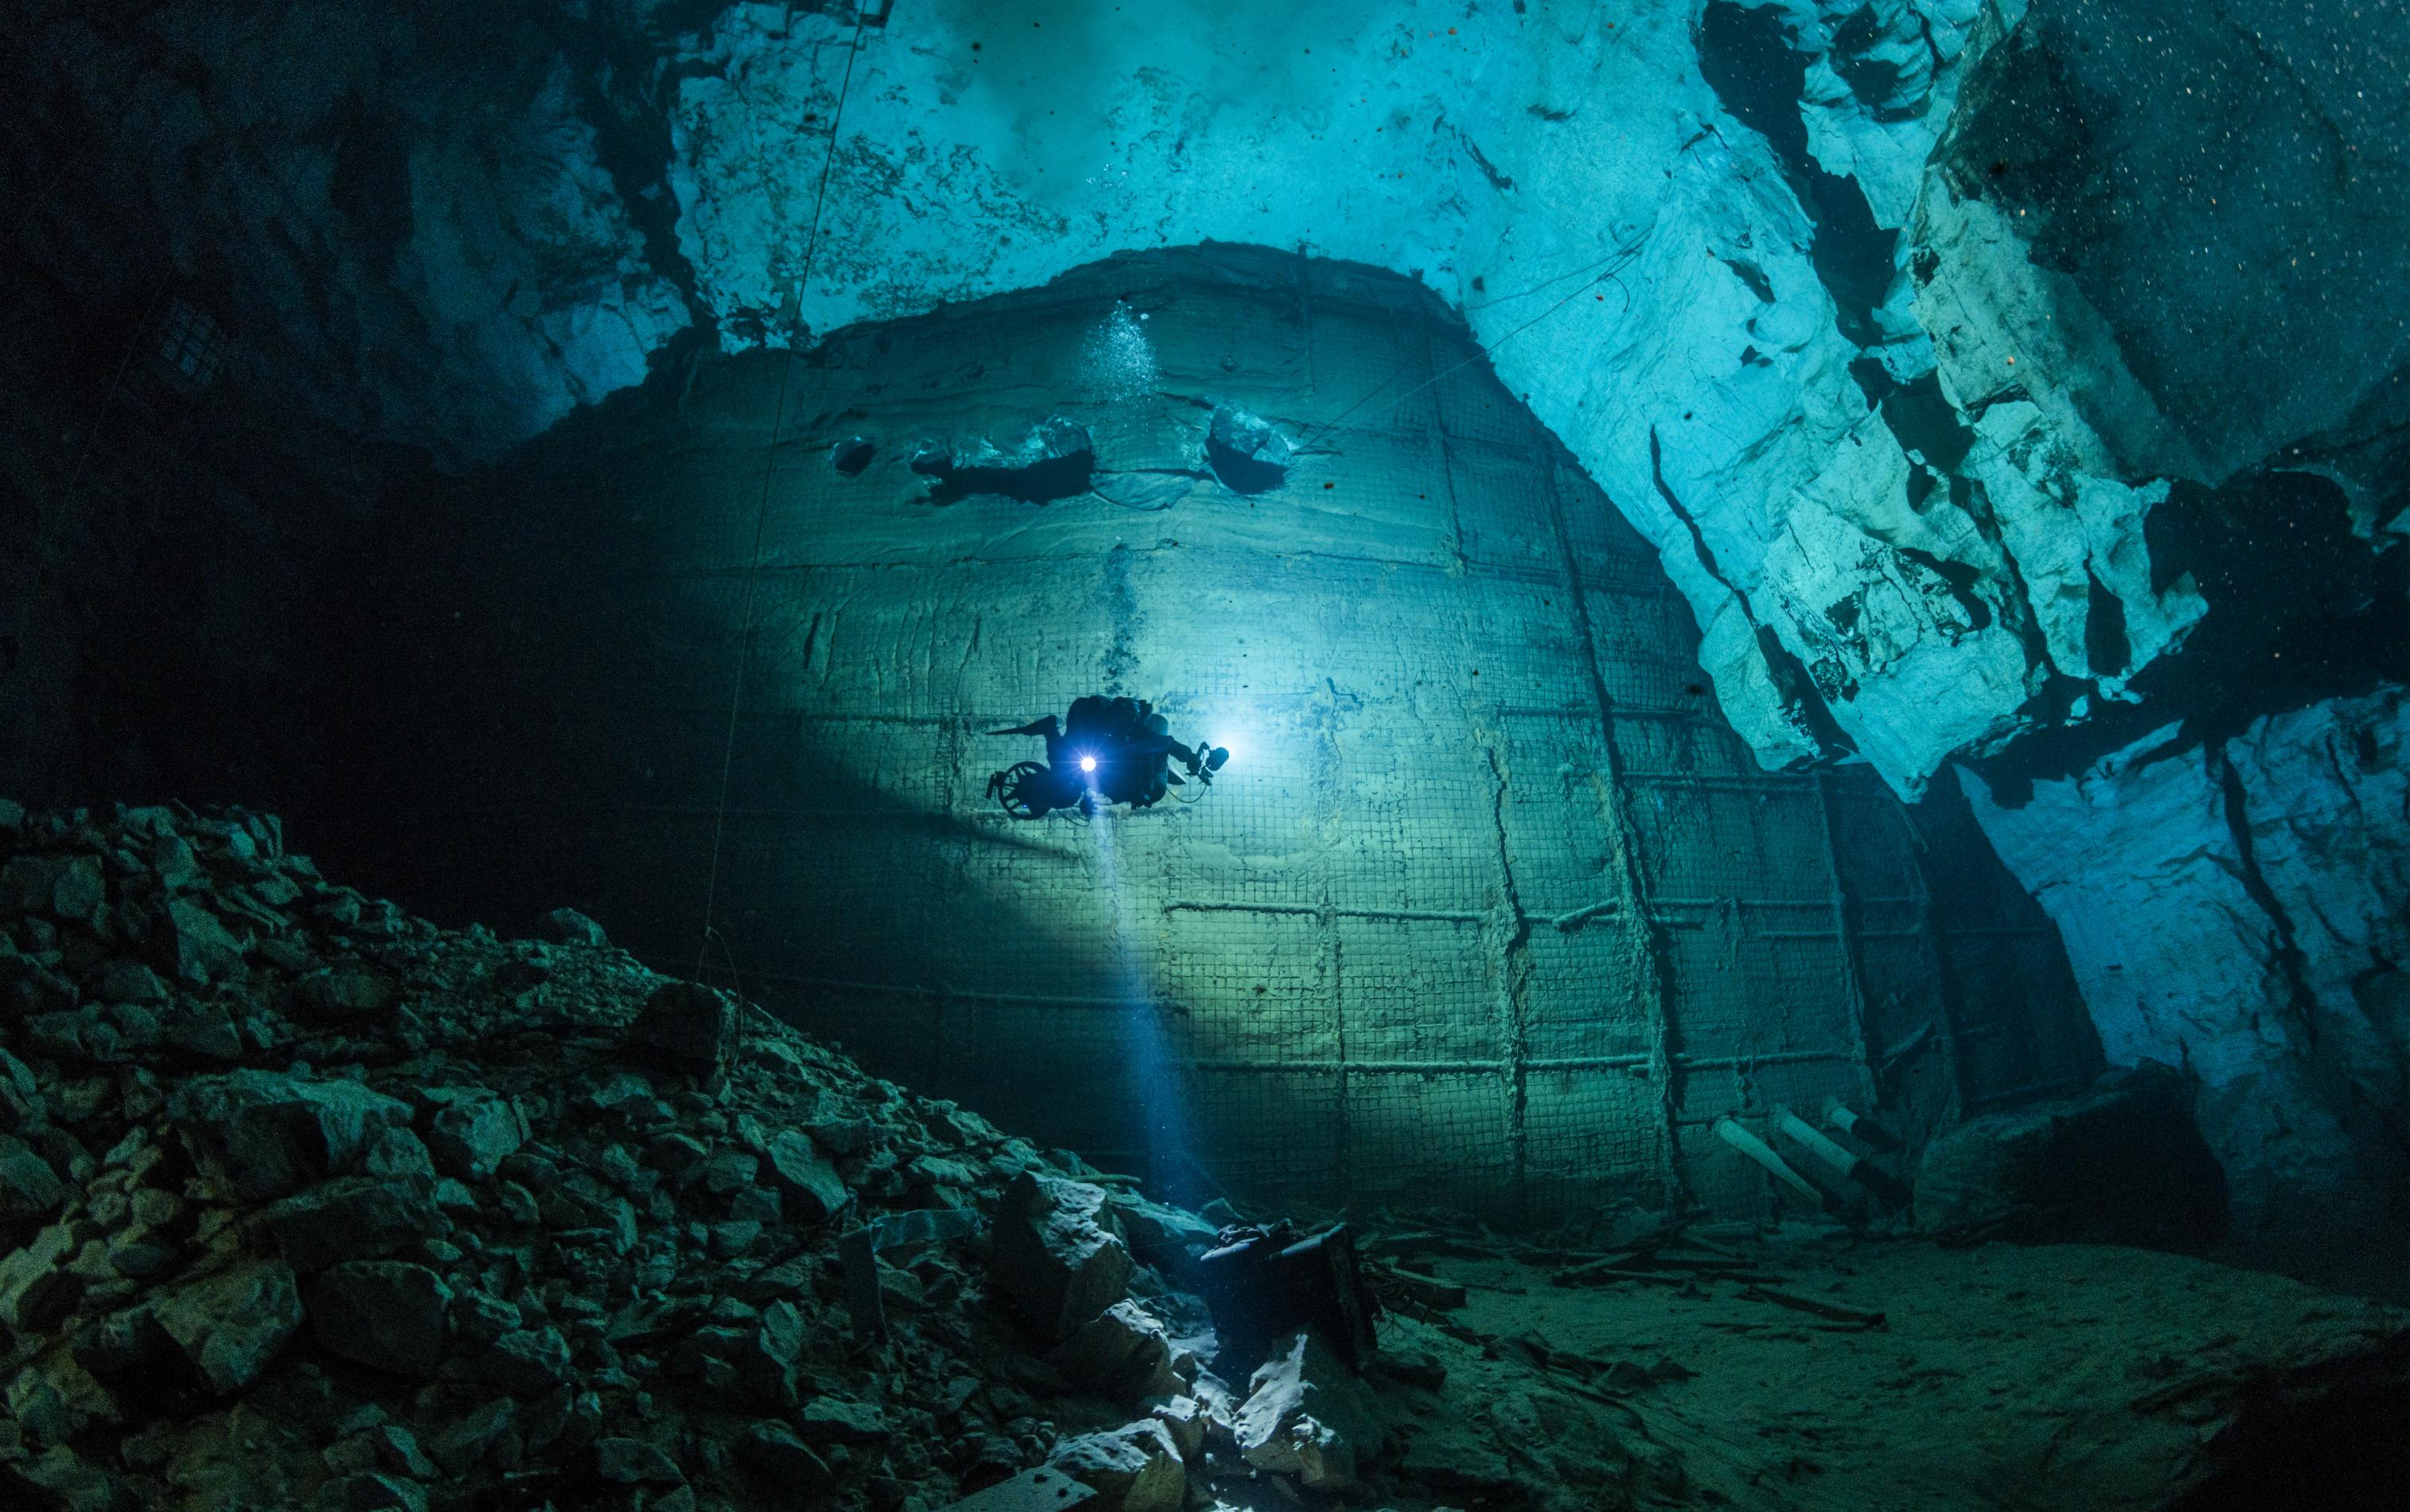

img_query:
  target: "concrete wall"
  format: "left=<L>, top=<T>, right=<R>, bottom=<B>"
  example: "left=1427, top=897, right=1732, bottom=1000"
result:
left=333, top=245, right=2093, bottom=1222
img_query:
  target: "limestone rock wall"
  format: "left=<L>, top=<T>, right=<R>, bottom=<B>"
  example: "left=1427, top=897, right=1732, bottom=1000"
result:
left=5, top=0, right=689, bottom=469
left=1965, top=688, right=2410, bottom=1236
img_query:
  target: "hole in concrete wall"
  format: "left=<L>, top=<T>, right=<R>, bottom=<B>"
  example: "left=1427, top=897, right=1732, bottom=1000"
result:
left=830, top=438, right=875, bottom=477
left=1696, top=1, right=1900, bottom=342
left=911, top=421, right=1095, bottom=505
left=1203, top=405, right=1292, bottom=495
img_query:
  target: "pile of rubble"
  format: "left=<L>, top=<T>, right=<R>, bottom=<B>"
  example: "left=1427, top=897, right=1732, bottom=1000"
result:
left=0, top=801, right=1452, bottom=1512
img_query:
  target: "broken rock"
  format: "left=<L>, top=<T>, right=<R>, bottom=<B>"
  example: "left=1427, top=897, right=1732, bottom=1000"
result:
left=158, top=898, right=245, bottom=984
left=1047, top=1419, right=1186, bottom=1512
left=763, top=1128, right=850, bottom=1224
left=266, top=1176, right=447, bottom=1272
left=5, top=1444, right=128, bottom=1512
left=625, top=981, right=737, bottom=1080
left=990, top=1172, right=1133, bottom=1342
left=420, top=1089, right=528, bottom=1181
left=154, top=1258, right=305, bottom=1396
left=536, top=907, right=610, bottom=947
left=1234, top=1328, right=1384, bottom=1491
left=0, top=1133, right=68, bottom=1226
left=312, top=1261, right=454, bottom=1378
left=1914, top=1062, right=2228, bottom=1245
left=170, top=1072, right=415, bottom=1201
left=0, top=1223, right=84, bottom=1333
left=1047, top=1300, right=1189, bottom=1405
left=593, top=1436, right=684, bottom=1485
left=294, top=967, right=400, bottom=1022
left=734, top=1422, right=836, bottom=1497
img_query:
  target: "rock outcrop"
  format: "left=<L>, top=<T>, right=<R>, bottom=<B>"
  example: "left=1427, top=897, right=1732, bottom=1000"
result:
left=7, top=2, right=689, bottom=470
left=1966, top=686, right=2410, bottom=1237
left=1912, top=1062, right=2228, bottom=1245
left=1232, top=1327, right=1386, bottom=1491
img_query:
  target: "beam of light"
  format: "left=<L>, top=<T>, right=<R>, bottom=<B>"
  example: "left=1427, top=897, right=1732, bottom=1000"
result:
left=1079, top=754, right=1098, bottom=773
left=1084, top=788, right=1198, bottom=1202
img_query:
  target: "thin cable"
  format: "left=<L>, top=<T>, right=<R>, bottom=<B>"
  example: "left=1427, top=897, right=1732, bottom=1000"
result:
left=1463, top=246, right=1636, bottom=311
left=1291, top=236, right=1646, bottom=456
left=694, top=5, right=872, bottom=981
left=51, top=280, right=169, bottom=519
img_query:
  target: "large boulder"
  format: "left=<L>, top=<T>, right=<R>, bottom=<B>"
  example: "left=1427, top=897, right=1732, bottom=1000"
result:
left=536, top=908, right=609, bottom=948
left=989, top=1173, right=1132, bottom=1342
left=158, top=900, right=247, bottom=985
left=170, top=1072, right=416, bottom=1202
left=419, top=1090, right=528, bottom=1182
left=265, top=1178, right=448, bottom=1272
left=154, top=1260, right=305, bottom=1396
left=0, top=1224, right=83, bottom=1334
left=0, top=1048, right=43, bottom=1132
left=762, top=1130, right=849, bottom=1225
left=624, top=982, right=738, bottom=1081
left=1232, top=1328, right=1384, bottom=1491
left=1107, top=1194, right=1219, bottom=1284
left=0, top=1135, right=68, bottom=1230
left=734, top=1423, right=834, bottom=1497
left=0, top=855, right=104, bottom=921
left=310, top=1262, right=454, bottom=1378
left=292, top=967, right=400, bottom=1023
left=1046, top=1419, right=1186, bottom=1512
left=1047, top=1300, right=1190, bottom=1405
left=1913, top=1062, right=2227, bottom=1246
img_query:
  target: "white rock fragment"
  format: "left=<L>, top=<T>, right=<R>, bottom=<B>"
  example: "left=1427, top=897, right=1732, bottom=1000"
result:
left=1045, top=1418, right=1186, bottom=1512
left=1232, top=1327, right=1385, bottom=1491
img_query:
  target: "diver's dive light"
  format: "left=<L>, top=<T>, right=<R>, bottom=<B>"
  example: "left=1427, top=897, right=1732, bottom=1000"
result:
left=1079, top=754, right=1098, bottom=773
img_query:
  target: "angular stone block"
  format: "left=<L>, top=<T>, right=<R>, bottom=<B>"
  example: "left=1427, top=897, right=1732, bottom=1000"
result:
left=989, top=1172, right=1131, bottom=1342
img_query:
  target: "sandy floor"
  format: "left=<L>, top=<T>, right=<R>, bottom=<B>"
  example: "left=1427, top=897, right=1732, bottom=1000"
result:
left=1325, top=1226, right=2410, bottom=1511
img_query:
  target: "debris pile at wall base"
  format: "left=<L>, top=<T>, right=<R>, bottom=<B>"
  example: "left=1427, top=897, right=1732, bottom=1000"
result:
left=0, top=801, right=1662, bottom=1512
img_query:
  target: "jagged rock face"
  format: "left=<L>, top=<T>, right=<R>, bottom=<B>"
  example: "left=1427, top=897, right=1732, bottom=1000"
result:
left=18, top=0, right=2400, bottom=792
left=638, top=0, right=2400, bottom=797
left=7, top=1, right=689, bottom=469
left=1967, top=687, right=2410, bottom=1237
left=1923, top=0, right=2410, bottom=495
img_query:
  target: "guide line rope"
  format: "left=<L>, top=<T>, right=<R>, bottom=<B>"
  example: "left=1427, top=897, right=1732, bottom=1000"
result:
left=1290, top=235, right=1646, bottom=458
left=694, top=4, right=872, bottom=988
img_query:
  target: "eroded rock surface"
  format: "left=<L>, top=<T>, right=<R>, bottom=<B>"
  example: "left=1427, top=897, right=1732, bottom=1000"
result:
left=1967, top=686, right=2410, bottom=1237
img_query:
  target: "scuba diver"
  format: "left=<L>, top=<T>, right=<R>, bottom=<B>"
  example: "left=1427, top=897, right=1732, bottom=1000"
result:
left=986, top=696, right=1230, bottom=818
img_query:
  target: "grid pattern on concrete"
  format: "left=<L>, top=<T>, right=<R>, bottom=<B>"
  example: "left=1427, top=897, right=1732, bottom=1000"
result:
left=395, top=245, right=2096, bottom=1223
